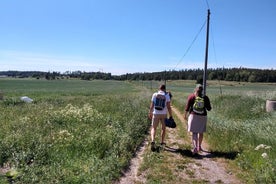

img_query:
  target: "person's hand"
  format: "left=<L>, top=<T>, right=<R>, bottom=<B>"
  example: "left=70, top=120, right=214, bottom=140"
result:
left=184, top=116, right=188, bottom=121
left=148, top=113, right=153, bottom=120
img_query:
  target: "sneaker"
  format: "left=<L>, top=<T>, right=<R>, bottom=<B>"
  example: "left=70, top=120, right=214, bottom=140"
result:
left=198, top=146, right=204, bottom=152
left=192, top=147, right=198, bottom=155
left=151, top=142, right=155, bottom=151
left=160, top=142, right=166, bottom=146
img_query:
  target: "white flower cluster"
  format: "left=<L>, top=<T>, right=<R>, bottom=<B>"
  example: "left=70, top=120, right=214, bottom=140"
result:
left=55, top=103, right=104, bottom=123
left=261, top=153, right=268, bottom=159
left=254, top=144, right=272, bottom=150
left=255, top=144, right=272, bottom=159
left=52, top=129, right=74, bottom=144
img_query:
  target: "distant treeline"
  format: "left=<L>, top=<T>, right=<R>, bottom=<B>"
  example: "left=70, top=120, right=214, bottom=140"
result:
left=0, top=68, right=275, bottom=82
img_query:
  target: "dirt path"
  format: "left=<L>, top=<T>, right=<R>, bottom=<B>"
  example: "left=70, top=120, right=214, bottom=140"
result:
left=116, top=140, right=148, bottom=184
left=169, top=106, right=241, bottom=184
left=116, top=106, right=241, bottom=184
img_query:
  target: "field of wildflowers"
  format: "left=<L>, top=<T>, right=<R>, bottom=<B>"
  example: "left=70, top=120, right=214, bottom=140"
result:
left=0, top=79, right=150, bottom=183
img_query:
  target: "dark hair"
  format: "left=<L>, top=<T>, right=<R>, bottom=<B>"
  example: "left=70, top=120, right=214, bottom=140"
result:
left=159, top=84, right=166, bottom=90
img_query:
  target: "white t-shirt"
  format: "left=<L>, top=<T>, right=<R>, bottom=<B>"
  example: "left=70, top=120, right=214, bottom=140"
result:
left=151, top=90, right=170, bottom=115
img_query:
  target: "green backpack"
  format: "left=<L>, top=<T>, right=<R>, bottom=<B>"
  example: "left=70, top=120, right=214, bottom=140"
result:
left=193, top=96, right=205, bottom=114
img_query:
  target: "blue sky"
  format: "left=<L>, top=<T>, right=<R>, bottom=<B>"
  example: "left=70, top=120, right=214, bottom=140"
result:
left=0, top=0, right=275, bottom=75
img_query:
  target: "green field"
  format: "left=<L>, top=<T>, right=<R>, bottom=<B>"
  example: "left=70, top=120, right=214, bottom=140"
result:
left=0, top=78, right=151, bottom=183
left=0, top=78, right=275, bottom=183
left=165, top=80, right=276, bottom=183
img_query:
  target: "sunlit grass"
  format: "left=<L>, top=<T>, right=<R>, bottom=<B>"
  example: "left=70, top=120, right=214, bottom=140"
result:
left=1, top=79, right=275, bottom=183
left=206, top=95, right=276, bottom=183
left=0, top=79, right=150, bottom=183
left=159, top=80, right=276, bottom=183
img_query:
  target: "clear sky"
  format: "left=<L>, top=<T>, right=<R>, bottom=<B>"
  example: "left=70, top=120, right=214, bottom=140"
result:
left=0, top=0, right=275, bottom=75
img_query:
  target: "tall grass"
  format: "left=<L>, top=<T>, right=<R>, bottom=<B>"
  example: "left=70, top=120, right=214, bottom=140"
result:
left=207, top=95, right=276, bottom=183
left=162, top=80, right=276, bottom=183
left=1, top=79, right=275, bottom=183
left=0, top=79, right=151, bottom=183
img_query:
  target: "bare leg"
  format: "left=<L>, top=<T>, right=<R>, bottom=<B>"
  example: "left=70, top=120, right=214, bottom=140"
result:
left=161, top=120, right=166, bottom=143
left=192, top=133, right=198, bottom=153
left=198, top=133, right=203, bottom=150
left=151, top=125, right=156, bottom=142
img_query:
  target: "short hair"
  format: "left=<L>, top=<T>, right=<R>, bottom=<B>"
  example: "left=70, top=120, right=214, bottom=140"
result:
left=159, top=84, right=166, bottom=90
left=196, top=84, right=203, bottom=89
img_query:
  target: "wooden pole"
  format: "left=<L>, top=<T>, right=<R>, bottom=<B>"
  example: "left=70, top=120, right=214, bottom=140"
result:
left=164, top=70, right=167, bottom=86
left=203, top=9, right=210, bottom=96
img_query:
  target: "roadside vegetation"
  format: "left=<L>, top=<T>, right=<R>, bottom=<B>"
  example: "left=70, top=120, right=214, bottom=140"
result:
left=168, top=80, right=276, bottom=183
left=207, top=95, right=276, bottom=183
left=0, top=78, right=275, bottom=183
left=0, top=79, right=150, bottom=183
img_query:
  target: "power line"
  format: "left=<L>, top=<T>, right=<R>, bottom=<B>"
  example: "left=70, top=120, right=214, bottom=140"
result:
left=172, top=1, right=211, bottom=71
left=209, top=16, right=223, bottom=95
left=210, top=25, right=218, bottom=68
left=205, top=0, right=210, bottom=9
left=173, top=20, right=207, bottom=70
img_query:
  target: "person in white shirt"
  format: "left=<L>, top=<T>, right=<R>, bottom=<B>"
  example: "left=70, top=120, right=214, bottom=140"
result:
left=148, top=84, right=173, bottom=151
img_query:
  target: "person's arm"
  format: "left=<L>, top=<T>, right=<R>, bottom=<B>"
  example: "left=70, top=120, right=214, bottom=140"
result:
left=148, top=101, right=154, bottom=119
left=184, top=111, right=189, bottom=121
left=184, top=94, right=192, bottom=121
left=166, top=101, right=172, bottom=118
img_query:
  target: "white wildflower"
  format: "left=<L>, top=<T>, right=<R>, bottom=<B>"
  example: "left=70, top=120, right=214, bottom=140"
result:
left=255, top=144, right=265, bottom=150
left=59, top=130, right=70, bottom=135
left=264, top=145, right=272, bottom=150
left=255, top=144, right=271, bottom=151
left=56, top=130, right=74, bottom=141
left=261, top=152, right=268, bottom=159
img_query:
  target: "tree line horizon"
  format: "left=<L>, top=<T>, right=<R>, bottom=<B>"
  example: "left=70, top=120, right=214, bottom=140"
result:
left=0, top=67, right=275, bottom=83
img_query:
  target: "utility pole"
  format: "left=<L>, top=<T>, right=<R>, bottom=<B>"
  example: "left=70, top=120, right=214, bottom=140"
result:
left=164, top=70, right=167, bottom=86
left=203, top=9, right=210, bottom=96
